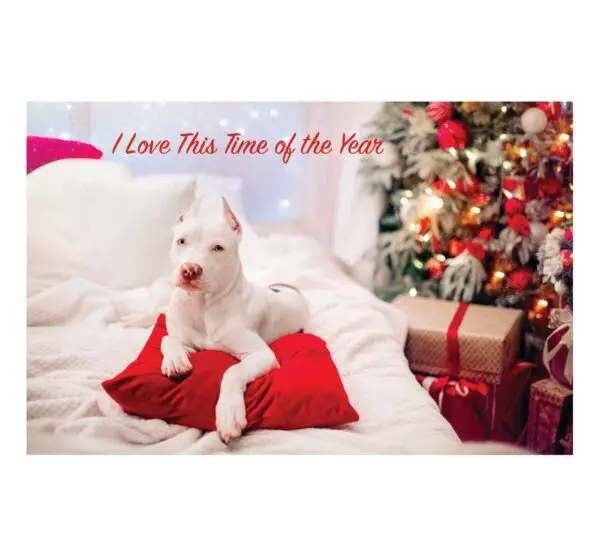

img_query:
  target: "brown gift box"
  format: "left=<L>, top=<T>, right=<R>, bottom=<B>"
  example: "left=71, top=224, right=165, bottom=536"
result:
left=526, top=378, right=573, bottom=454
left=392, top=296, right=523, bottom=385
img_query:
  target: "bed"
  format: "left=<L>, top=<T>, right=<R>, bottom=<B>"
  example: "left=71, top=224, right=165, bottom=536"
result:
left=26, top=159, right=462, bottom=454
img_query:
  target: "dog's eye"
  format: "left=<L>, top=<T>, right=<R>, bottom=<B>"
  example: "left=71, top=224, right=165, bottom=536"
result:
left=212, top=244, right=224, bottom=252
left=177, top=238, right=186, bottom=246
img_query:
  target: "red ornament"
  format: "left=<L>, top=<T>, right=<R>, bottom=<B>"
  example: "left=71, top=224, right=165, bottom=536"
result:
left=508, top=268, right=531, bottom=291
left=508, top=213, right=531, bottom=236
left=561, top=250, right=573, bottom=268
left=505, top=198, right=525, bottom=216
left=502, top=176, right=526, bottom=200
left=456, top=174, right=480, bottom=195
left=536, top=102, right=561, bottom=121
left=550, top=142, right=571, bottom=161
left=465, top=241, right=486, bottom=261
left=537, top=176, right=562, bottom=197
left=565, top=229, right=573, bottom=241
left=477, top=226, right=494, bottom=240
left=437, top=120, right=469, bottom=150
left=434, top=178, right=453, bottom=195
left=426, top=102, right=453, bottom=124
left=448, top=238, right=465, bottom=258
left=426, top=257, right=446, bottom=279
left=473, top=192, right=491, bottom=207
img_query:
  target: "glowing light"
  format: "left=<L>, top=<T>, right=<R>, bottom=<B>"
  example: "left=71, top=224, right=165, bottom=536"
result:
left=537, top=299, right=549, bottom=308
left=409, top=288, right=418, bottom=297
left=250, top=110, right=259, bottom=119
left=503, top=161, right=513, bottom=170
left=471, top=206, right=482, bottom=214
left=447, top=180, right=457, bottom=190
left=420, top=233, right=431, bottom=242
left=559, top=133, right=570, bottom=142
left=429, top=196, right=444, bottom=210
left=405, top=191, right=413, bottom=198
left=409, top=223, right=419, bottom=232
left=448, top=147, right=458, bottom=157
left=494, top=271, right=505, bottom=279
left=425, top=187, right=433, bottom=195
left=400, top=197, right=409, bottom=205
left=501, top=106, right=508, bottom=113
left=435, top=254, right=446, bottom=262
left=554, top=210, right=565, bottom=218
left=270, top=108, right=279, bottom=117
left=503, top=189, right=514, bottom=199
left=520, top=148, right=528, bottom=158
left=278, top=198, right=290, bottom=210
left=219, top=119, right=229, bottom=127
left=413, top=259, right=424, bottom=269
left=499, top=134, right=508, bottom=141
left=466, top=150, right=475, bottom=160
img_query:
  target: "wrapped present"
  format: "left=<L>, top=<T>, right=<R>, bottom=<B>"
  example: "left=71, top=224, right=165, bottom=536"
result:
left=527, top=378, right=573, bottom=454
left=416, top=361, right=544, bottom=443
left=393, top=296, right=523, bottom=385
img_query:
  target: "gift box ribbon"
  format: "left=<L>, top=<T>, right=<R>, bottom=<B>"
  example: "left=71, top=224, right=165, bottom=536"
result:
left=446, top=301, right=469, bottom=376
left=421, top=375, right=489, bottom=412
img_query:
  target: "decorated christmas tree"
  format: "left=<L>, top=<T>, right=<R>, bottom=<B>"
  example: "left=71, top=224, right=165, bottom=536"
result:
left=361, top=102, right=573, bottom=358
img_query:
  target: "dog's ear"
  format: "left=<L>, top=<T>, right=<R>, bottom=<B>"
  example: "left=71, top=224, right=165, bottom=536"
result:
left=177, top=204, right=193, bottom=223
left=222, top=197, right=242, bottom=235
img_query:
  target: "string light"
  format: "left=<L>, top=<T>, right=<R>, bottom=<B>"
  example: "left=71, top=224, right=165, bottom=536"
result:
left=447, top=180, right=457, bottom=190
left=400, top=197, right=409, bottom=205
left=427, top=195, right=444, bottom=211
left=520, top=148, right=528, bottom=158
left=554, top=210, right=565, bottom=218
left=559, top=133, right=570, bottom=142
left=501, top=106, right=508, bottom=113
left=494, top=271, right=505, bottom=279
left=409, top=288, right=418, bottom=297
left=419, top=233, right=431, bottom=242
left=425, top=187, right=433, bottom=195
left=435, top=254, right=446, bottom=262
left=409, top=223, right=419, bottom=232
left=537, top=299, right=549, bottom=308
left=503, top=161, right=513, bottom=171
left=413, top=259, right=424, bottom=269
left=499, top=134, right=508, bottom=141
left=471, top=206, right=481, bottom=214
left=503, top=189, right=514, bottom=199
left=448, top=147, right=458, bottom=157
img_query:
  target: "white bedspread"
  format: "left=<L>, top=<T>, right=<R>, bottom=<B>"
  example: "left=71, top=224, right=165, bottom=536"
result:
left=27, top=235, right=460, bottom=454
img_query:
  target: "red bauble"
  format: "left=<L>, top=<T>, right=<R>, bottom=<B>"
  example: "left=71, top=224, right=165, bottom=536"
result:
left=426, top=102, right=453, bottom=124
left=473, top=192, right=491, bottom=207
left=508, top=268, right=531, bottom=291
left=537, top=176, right=562, bottom=197
left=465, top=241, right=486, bottom=261
left=561, top=249, right=573, bottom=268
left=505, top=198, right=525, bottom=216
left=437, top=120, right=469, bottom=150
left=508, top=213, right=531, bottom=236
left=565, top=228, right=573, bottom=241
left=448, top=238, right=465, bottom=258
left=477, top=226, right=494, bottom=240
left=426, top=257, right=446, bottom=279
left=434, top=178, right=452, bottom=194
left=536, top=102, right=561, bottom=121
left=550, top=142, right=571, bottom=161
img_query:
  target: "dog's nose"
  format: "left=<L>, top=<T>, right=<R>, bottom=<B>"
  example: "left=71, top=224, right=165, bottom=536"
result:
left=180, top=263, right=203, bottom=281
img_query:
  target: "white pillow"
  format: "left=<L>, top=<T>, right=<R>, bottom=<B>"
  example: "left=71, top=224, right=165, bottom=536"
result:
left=27, top=161, right=196, bottom=294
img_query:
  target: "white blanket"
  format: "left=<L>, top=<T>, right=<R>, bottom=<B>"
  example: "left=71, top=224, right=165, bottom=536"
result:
left=27, top=235, right=460, bottom=454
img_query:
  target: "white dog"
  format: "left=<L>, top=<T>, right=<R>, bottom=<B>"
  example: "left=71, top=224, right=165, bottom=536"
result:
left=160, top=194, right=309, bottom=442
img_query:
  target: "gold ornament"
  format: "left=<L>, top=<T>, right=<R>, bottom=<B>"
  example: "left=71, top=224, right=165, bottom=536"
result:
left=527, top=286, right=559, bottom=332
left=460, top=102, right=483, bottom=113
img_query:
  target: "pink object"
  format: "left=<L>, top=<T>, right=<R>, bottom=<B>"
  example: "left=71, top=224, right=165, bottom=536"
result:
left=426, top=102, right=453, bottom=124
left=437, top=120, right=469, bottom=150
left=27, top=136, right=102, bottom=174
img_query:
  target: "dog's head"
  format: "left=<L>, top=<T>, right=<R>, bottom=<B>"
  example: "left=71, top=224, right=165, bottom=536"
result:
left=170, top=195, right=243, bottom=294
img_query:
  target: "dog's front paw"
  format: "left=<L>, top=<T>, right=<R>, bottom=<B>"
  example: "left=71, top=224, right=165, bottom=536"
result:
left=215, top=388, right=247, bottom=443
left=161, top=347, right=192, bottom=378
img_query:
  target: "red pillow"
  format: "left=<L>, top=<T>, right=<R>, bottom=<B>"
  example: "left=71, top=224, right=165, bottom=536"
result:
left=27, top=135, right=103, bottom=173
left=102, top=314, right=359, bottom=432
